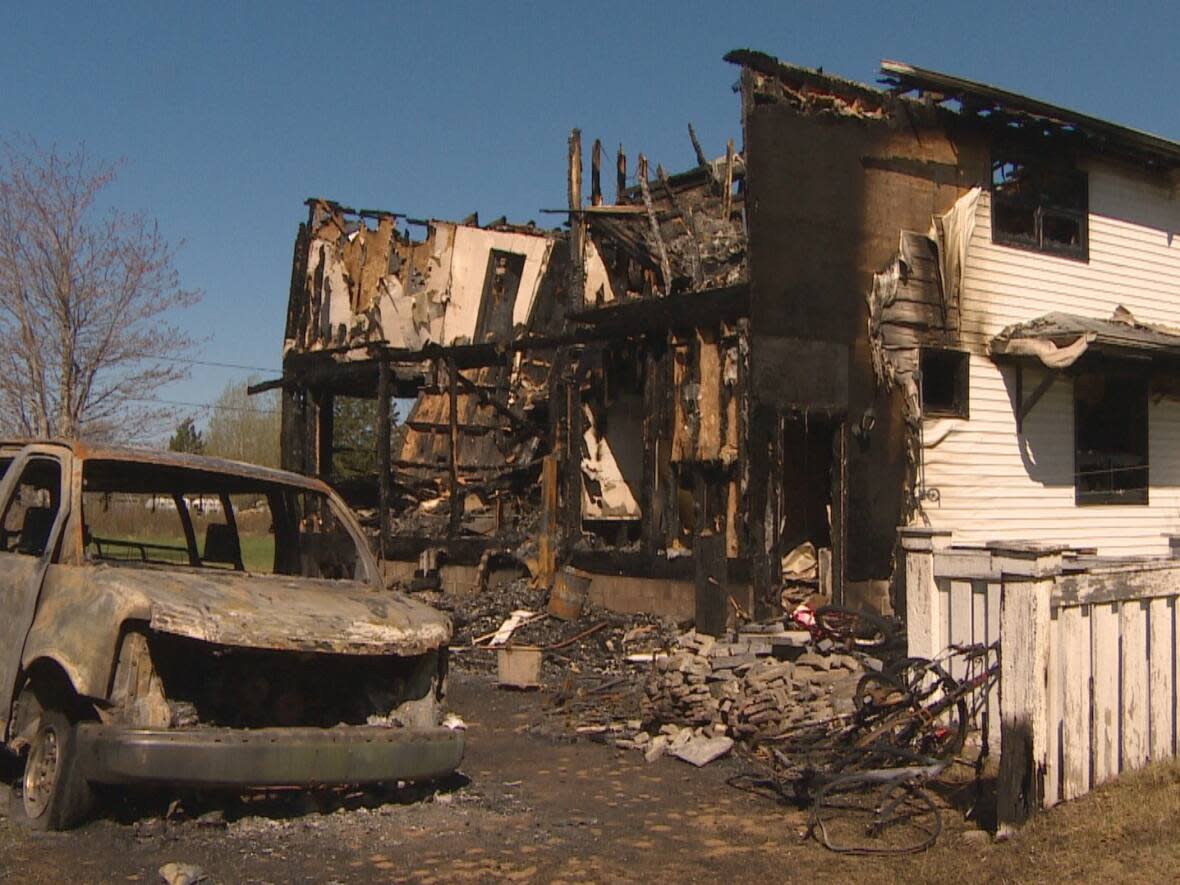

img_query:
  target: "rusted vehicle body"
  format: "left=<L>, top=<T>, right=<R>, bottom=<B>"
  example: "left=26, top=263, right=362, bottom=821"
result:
left=0, top=441, right=463, bottom=829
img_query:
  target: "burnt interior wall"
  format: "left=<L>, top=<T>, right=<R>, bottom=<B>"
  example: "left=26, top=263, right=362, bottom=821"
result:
left=743, top=81, right=985, bottom=580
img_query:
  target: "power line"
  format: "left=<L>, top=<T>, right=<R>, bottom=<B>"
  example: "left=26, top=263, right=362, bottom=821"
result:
left=127, top=396, right=282, bottom=416
left=131, top=353, right=281, bottom=374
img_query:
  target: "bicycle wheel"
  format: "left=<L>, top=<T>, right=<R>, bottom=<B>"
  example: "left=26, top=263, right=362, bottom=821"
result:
left=811, top=773, right=941, bottom=854
left=885, top=657, right=960, bottom=709
left=815, top=606, right=895, bottom=650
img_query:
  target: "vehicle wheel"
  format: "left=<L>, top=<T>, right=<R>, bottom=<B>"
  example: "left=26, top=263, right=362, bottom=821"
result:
left=9, top=710, right=94, bottom=830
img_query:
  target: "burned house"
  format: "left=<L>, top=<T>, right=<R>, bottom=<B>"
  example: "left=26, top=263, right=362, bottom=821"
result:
left=263, top=50, right=1180, bottom=627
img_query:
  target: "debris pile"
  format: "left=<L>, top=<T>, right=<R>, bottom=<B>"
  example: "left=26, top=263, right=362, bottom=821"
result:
left=641, top=630, right=869, bottom=743
left=619, top=724, right=735, bottom=767
left=432, top=576, right=678, bottom=681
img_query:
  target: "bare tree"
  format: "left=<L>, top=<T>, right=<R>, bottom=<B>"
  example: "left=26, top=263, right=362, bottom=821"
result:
left=0, top=139, right=200, bottom=440
left=205, top=380, right=281, bottom=468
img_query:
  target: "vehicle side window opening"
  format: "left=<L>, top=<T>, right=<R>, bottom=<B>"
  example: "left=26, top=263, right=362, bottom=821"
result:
left=198, top=494, right=275, bottom=574
left=84, top=491, right=192, bottom=565
left=0, top=458, right=62, bottom=557
left=79, top=460, right=366, bottom=581
left=292, top=490, right=361, bottom=581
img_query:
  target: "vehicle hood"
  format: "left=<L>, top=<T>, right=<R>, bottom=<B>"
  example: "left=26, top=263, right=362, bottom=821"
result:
left=87, top=564, right=452, bottom=656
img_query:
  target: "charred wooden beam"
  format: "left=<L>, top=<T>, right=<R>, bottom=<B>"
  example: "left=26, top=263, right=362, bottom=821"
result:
left=694, top=528, right=728, bottom=637
left=304, top=391, right=320, bottom=477
left=616, top=145, right=627, bottom=203
left=316, top=392, right=335, bottom=482
left=284, top=222, right=311, bottom=347
left=405, top=420, right=502, bottom=436
left=832, top=423, right=848, bottom=606
left=657, top=163, right=704, bottom=287
left=748, top=405, right=780, bottom=619
left=451, top=368, right=539, bottom=434
left=688, top=123, right=709, bottom=169
left=377, top=359, right=392, bottom=551
left=394, top=459, right=532, bottom=474
left=562, top=368, right=584, bottom=552
left=591, top=139, right=603, bottom=207
left=637, top=155, right=672, bottom=295
left=447, top=356, right=462, bottom=538
left=723, top=139, right=736, bottom=219
left=280, top=388, right=305, bottom=474
left=380, top=534, right=511, bottom=566
left=570, top=284, right=748, bottom=334
left=568, top=129, right=585, bottom=313
left=538, top=454, right=558, bottom=588
left=640, top=347, right=659, bottom=554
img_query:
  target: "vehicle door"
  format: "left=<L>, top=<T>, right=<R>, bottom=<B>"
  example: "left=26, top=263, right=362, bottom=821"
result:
left=0, top=448, right=71, bottom=733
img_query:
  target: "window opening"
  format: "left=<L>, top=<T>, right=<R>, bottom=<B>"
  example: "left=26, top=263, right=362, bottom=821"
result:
left=920, top=349, right=970, bottom=418
left=991, top=156, right=1087, bottom=260
left=1074, top=372, right=1147, bottom=505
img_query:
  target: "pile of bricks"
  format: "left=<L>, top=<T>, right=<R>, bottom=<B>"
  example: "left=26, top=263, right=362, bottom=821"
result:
left=642, top=629, right=869, bottom=741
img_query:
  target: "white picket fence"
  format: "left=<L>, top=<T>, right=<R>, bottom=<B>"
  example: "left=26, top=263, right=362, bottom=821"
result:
left=901, top=528, right=1180, bottom=825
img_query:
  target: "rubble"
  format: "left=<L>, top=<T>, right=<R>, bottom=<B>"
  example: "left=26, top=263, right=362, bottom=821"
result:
left=667, top=729, right=735, bottom=767
left=159, top=863, right=208, bottom=885
left=641, top=629, right=868, bottom=744
left=434, top=576, right=678, bottom=682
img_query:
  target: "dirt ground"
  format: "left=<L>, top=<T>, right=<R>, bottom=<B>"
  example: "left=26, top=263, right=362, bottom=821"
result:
left=1, top=672, right=1177, bottom=884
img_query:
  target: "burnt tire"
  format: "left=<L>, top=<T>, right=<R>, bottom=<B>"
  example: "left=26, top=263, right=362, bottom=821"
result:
left=815, top=606, right=895, bottom=650
left=8, top=710, right=94, bottom=830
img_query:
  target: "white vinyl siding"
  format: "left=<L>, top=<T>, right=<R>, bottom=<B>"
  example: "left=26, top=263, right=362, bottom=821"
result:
left=921, top=167, right=1180, bottom=555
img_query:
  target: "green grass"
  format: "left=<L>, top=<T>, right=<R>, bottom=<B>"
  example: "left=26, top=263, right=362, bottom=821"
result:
left=89, top=533, right=276, bottom=574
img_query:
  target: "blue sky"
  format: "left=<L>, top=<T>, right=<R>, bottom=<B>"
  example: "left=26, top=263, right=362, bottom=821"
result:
left=4, top=1, right=1179, bottom=433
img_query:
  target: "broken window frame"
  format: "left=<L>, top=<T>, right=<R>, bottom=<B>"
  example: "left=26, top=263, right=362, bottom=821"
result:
left=1073, top=370, right=1148, bottom=506
left=919, top=348, right=970, bottom=419
left=991, top=155, right=1088, bottom=261
left=79, top=460, right=374, bottom=581
left=0, top=458, right=62, bottom=558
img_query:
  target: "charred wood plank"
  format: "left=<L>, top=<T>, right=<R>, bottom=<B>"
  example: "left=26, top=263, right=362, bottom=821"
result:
left=688, top=123, right=709, bottom=170
left=451, top=369, right=539, bottom=434
left=280, top=388, right=305, bottom=474
left=377, top=359, right=392, bottom=551
left=616, top=145, right=627, bottom=203
left=569, top=129, right=585, bottom=312
left=694, top=529, right=728, bottom=637
left=405, top=420, right=502, bottom=436
left=317, top=391, right=334, bottom=482
left=641, top=346, right=659, bottom=554
left=723, top=139, right=735, bottom=219
left=591, top=139, right=603, bottom=207
left=563, top=370, right=584, bottom=552
left=657, top=163, right=704, bottom=287
left=447, top=357, right=462, bottom=538
left=638, top=155, right=672, bottom=295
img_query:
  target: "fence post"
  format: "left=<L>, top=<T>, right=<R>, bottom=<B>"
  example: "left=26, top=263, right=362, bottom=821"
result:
left=899, top=527, right=952, bottom=660
left=991, top=542, right=1064, bottom=831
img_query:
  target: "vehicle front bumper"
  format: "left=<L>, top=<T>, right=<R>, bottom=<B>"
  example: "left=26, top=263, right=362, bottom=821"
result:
left=75, top=724, right=465, bottom=788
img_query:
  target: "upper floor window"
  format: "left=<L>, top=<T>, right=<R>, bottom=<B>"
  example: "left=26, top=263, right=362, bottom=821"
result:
left=991, top=156, right=1088, bottom=261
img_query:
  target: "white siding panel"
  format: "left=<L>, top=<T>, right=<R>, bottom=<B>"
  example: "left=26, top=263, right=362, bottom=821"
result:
left=920, top=168, right=1180, bottom=554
